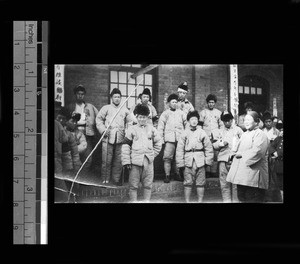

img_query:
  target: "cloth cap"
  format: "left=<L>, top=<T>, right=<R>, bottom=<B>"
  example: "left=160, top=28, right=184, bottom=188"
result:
left=221, top=110, right=234, bottom=121
left=206, top=94, right=217, bottom=103
left=134, top=104, right=150, bottom=116
left=262, top=111, right=272, bottom=122
left=187, top=110, right=200, bottom=121
left=73, top=84, right=86, bottom=94
left=167, top=93, right=179, bottom=102
left=110, top=88, right=122, bottom=97
left=178, top=81, right=188, bottom=92
left=142, top=88, right=151, bottom=96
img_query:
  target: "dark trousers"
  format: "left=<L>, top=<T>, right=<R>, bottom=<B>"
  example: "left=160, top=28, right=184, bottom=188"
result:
left=237, top=184, right=266, bottom=203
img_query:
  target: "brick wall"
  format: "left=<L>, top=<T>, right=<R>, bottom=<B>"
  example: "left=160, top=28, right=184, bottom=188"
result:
left=64, top=64, right=109, bottom=110
left=61, top=64, right=283, bottom=178
left=238, top=65, right=283, bottom=120
left=194, top=65, right=229, bottom=113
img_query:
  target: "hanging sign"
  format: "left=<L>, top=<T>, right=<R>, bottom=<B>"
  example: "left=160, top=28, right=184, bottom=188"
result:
left=55, top=65, right=64, bottom=106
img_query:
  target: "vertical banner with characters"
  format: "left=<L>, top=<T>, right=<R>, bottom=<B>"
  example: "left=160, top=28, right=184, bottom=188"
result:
left=229, top=64, right=239, bottom=125
left=273, top=97, right=277, bottom=117
left=55, top=65, right=65, bottom=106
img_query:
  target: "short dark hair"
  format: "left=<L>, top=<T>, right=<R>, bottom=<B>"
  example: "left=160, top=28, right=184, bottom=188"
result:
left=134, top=104, right=150, bottom=116
left=244, top=101, right=253, bottom=110
left=167, top=93, right=179, bottom=102
left=71, top=113, right=81, bottom=122
left=221, top=110, right=234, bottom=121
left=110, top=88, right=122, bottom=97
left=206, top=94, right=217, bottom=103
left=73, top=85, right=86, bottom=94
left=187, top=110, right=200, bottom=121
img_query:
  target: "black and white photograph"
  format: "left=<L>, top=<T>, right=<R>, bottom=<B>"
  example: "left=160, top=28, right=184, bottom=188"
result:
left=3, top=0, right=300, bottom=262
left=54, top=64, right=284, bottom=204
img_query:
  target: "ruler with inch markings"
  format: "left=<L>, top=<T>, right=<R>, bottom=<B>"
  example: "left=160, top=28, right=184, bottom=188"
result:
left=13, top=21, right=48, bottom=244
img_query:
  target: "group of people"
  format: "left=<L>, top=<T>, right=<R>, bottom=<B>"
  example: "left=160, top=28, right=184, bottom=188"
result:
left=54, top=81, right=284, bottom=203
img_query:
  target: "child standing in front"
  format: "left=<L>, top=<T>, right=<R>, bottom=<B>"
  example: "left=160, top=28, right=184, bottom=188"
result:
left=121, top=104, right=162, bottom=202
left=176, top=110, right=214, bottom=203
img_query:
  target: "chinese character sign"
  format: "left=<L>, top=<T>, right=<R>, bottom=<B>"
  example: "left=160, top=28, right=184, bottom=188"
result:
left=55, top=65, right=65, bottom=106
left=273, top=97, right=277, bottom=117
left=230, top=64, right=239, bottom=123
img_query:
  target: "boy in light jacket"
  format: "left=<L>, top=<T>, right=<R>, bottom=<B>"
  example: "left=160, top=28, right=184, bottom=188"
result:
left=176, top=110, right=214, bottom=203
left=212, top=111, right=243, bottom=203
left=158, top=93, right=187, bottom=183
left=122, top=104, right=162, bottom=202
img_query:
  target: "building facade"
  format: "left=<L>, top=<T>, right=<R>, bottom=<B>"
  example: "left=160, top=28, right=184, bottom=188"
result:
left=57, top=64, right=283, bottom=178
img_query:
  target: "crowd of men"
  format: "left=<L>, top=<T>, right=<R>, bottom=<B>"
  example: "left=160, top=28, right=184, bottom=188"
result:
left=54, top=81, right=283, bottom=203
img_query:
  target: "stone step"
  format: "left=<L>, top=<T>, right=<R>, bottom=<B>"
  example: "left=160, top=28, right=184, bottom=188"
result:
left=55, top=175, right=223, bottom=203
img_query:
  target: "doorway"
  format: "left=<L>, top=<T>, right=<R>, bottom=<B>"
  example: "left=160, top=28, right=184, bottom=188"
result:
left=238, top=75, right=269, bottom=115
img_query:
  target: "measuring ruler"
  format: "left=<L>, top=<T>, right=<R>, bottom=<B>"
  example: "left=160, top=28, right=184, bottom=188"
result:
left=13, top=21, right=48, bottom=244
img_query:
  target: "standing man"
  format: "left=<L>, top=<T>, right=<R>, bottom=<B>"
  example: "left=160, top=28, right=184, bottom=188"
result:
left=157, top=93, right=187, bottom=183
left=199, top=94, right=223, bottom=138
left=212, top=111, right=243, bottom=203
left=262, top=111, right=281, bottom=202
left=66, top=85, right=99, bottom=174
left=199, top=94, right=223, bottom=177
left=96, top=88, right=132, bottom=185
left=176, top=81, right=194, bottom=116
left=130, top=88, right=159, bottom=128
left=262, top=111, right=280, bottom=142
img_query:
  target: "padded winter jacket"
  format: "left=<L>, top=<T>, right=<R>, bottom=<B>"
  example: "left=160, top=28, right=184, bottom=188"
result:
left=176, top=126, right=214, bottom=168
left=121, top=124, right=162, bottom=166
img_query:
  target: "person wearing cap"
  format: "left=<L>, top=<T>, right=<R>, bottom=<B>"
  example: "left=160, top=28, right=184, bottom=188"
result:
left=68, top=113, right=87, bottom=160
left=157, top=93, right=187, bottom=183
left=130, top=88, right=159, bottom=128
left=56, top=107, right=82, bottom=175
left=226, top=111, right=269, bottom=203
left=199, top=94, right=224, bottom=177
left=269, top=119, right=284, bottom=202
left=66, top=85, right=99, bottom=173
left=199, top=94, right=224, bottom=138
left=176, top=110, right=214, bottom=203
left=238, top=101, right=263, bottom=131
left=54, top=101, right=69, bottom=175
left=261, top=111, right=281, bottom=202
left=121, top=104, right=162, bottom=202
left=262, top=111, right=280, bottom=142
left=96, top=88, right=132, bottom=185
left=211, top=110, right=243, bottom=203
left=175, top=81, right=194, bottom=116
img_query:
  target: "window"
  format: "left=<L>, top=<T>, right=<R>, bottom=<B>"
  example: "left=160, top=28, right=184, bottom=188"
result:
left=244, top=86, right=250, bottom=94
left=257, top=87, right=262, bottom=95
left=238, top=86, right=263, bottom=96
left=239, top=86, right=243, bottom=93
left=109, top=67, right=153, bottom=110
